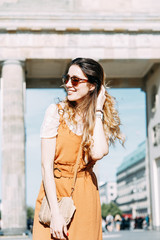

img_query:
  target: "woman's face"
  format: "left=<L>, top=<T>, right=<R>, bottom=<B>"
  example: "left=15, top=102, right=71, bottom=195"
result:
left=65, top=65, right=95, bottom=104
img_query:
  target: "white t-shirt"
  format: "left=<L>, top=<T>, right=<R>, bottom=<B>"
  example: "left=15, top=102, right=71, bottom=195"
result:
left=40, top=103, right=83, bottom=139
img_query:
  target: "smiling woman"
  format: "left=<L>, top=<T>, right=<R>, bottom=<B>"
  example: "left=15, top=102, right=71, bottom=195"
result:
left=32, top=57, right=124, bottom=240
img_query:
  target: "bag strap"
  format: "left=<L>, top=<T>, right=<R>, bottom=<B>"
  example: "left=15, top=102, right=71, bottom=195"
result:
left=70, top=144, right=82, bottom=197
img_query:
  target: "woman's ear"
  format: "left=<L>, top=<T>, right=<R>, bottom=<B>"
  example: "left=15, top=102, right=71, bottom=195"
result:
left=89, top=84, right=95, bottom=92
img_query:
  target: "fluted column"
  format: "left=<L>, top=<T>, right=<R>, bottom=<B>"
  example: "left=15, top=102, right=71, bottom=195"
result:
left=1, top=60, right=26, bottom=235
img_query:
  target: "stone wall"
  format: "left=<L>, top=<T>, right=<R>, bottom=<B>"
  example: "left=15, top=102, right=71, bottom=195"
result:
left=0, top=32, right=160, bottom=61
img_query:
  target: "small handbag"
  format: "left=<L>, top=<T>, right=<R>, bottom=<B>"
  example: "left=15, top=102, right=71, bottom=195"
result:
left=39, top=145, right=82, bottom=226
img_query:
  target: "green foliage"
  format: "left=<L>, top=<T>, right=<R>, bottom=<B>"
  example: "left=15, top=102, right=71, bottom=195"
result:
left=27, top=206, right=35, bottom=220
left=101, top=202, right=122, bottom=219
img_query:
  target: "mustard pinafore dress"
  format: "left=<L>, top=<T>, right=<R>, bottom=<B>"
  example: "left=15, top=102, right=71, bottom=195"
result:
left=33, top=105, right=102, bottom=240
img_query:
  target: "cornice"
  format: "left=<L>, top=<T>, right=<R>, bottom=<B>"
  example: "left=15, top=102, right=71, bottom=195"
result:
left=0, top=12, right=160, bottom=20
left=0, top=13, right=160, bottom=33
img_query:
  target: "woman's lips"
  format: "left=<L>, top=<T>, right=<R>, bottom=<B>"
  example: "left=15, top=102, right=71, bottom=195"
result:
left=67, top=90, right=76, bottom=95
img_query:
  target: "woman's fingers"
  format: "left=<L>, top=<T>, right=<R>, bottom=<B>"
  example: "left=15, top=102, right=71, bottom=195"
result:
left=101, top=86, right=106, bottom=98
left=50, top=214, right=67, bottom=239
left=97, top=85, right=106, bottom=109
left=101, top=85, right=105, bottom=93
left=59, top=231, right=65, bottom=239
left=50, top=228, right=67, bottom=239
left=63, top=225, right=68, bottom=237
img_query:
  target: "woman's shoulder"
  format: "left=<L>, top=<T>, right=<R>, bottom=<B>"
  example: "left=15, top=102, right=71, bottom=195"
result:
left=44, top=101, right=66, bottom=118
left=40, top=103, right=60, bottom=138
left=42, top=103, right=60, bottom=123
left=45, top=103, right=58, bottom=113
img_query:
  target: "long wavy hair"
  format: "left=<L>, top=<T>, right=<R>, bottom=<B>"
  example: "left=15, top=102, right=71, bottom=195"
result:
left=63, top=58, right=124, bottom=163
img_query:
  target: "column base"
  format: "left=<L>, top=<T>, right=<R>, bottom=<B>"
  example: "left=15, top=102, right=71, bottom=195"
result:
left=153, top=225, right=160, bottom=231
left=1, top=228, right=27, bottom=236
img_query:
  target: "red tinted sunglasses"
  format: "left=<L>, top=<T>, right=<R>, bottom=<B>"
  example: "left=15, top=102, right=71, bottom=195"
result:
left=62, top=74, right=88, bottom=87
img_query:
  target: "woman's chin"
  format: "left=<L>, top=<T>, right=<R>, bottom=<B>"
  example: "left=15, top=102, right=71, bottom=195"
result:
left=67, top=96, right=77, bottom=102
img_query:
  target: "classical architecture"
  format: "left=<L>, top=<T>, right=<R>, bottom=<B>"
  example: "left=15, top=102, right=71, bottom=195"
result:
left=0, top=0, right=160, bottom=234
left=116, top=141, right=148, bottom=219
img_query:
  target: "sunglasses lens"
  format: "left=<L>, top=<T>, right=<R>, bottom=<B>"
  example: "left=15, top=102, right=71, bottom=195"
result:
left=71, top=77, right=79, bottom=86
left=62, top=75, right=69, bottom=84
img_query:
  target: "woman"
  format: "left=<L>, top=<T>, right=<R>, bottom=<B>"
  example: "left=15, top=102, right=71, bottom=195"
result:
left=115, top=214, right=122, bottom=231
left=33, top=58, right=124, bottom=240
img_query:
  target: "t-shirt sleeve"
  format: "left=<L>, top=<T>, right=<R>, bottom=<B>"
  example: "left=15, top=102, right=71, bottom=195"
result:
left=40, top=104, right=60, bottom=139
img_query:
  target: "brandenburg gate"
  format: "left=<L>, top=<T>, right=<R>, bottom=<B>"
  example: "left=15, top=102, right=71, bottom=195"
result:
left=0, top=0, right=160, bottom=234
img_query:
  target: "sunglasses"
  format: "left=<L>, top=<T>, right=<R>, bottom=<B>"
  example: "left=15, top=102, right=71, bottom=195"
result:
left=62, top=74, right=88, bottom=87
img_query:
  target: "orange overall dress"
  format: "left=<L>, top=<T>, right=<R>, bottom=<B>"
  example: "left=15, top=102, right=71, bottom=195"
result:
left=33, top=108, right=102, bottom=240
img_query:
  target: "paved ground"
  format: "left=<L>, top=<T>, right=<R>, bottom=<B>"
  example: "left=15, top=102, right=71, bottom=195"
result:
left=103, top=230, right=160, bottom=240
left=0, top=230, right=160, bottom=240
left=0, top=236, right=31, bottom=240
left=0, top=233, right=32, bottom=240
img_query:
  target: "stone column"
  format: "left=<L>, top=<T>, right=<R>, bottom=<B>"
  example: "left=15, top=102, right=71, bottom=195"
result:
left=1, top=60, right=26, bottom=235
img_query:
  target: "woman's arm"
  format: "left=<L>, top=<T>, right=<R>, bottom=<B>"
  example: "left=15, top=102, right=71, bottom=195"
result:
left=90, top=86, right=109, bottom=160
left=41, top=138, right=67, bottom=239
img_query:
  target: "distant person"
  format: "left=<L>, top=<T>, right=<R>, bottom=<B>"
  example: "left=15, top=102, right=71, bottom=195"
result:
left=121, top=216, right=125, bottom=230
left=145, top=215, right=150, bottom=230
left=125, top=216, right=131, bottom=230
left=106, top=214, right=114, bottom=232
left=102, top=218, right=108, bottom=233
left=115, top=214, right=122, bottom=231
left=32, top=58, right=124, bottom=240
left=135, top=217, right=138, bottom=229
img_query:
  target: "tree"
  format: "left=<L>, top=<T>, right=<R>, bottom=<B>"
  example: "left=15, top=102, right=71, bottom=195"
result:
left=27, top=206, right=35, bottom=220
left=101, top=202, right=122, bottom=219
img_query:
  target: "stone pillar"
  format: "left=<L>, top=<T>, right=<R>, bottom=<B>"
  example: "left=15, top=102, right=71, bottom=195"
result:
left=145, top=65, right=160, bottom=230
left=1, top=60, right=26, bottom=235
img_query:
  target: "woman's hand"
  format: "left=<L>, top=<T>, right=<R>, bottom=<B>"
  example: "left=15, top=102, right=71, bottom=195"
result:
left=96, top=85, right=106, bottom=110
left=50, top=212, right=68, bottom=239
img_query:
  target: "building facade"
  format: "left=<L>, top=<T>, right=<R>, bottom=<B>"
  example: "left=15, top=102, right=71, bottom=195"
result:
left=99, top=182, right=117, bottom=205
left=0, top=0, right=160, bottom=234
left=116, top=142, right=148, bottom=219
left=145, top=66, right=160, bottom=230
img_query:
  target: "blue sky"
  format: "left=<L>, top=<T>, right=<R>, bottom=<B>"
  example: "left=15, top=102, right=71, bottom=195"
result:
left=0, top=88, right=146, bottom=207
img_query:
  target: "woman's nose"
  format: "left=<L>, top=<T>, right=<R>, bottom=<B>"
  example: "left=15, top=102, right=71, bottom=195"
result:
left=66, top=78, right=72, bottom=87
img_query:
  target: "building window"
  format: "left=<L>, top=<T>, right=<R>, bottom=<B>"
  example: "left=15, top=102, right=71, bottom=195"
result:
left=151, top=85, right=158, bottom=113
left=153, top=123, right=160, bottom=146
